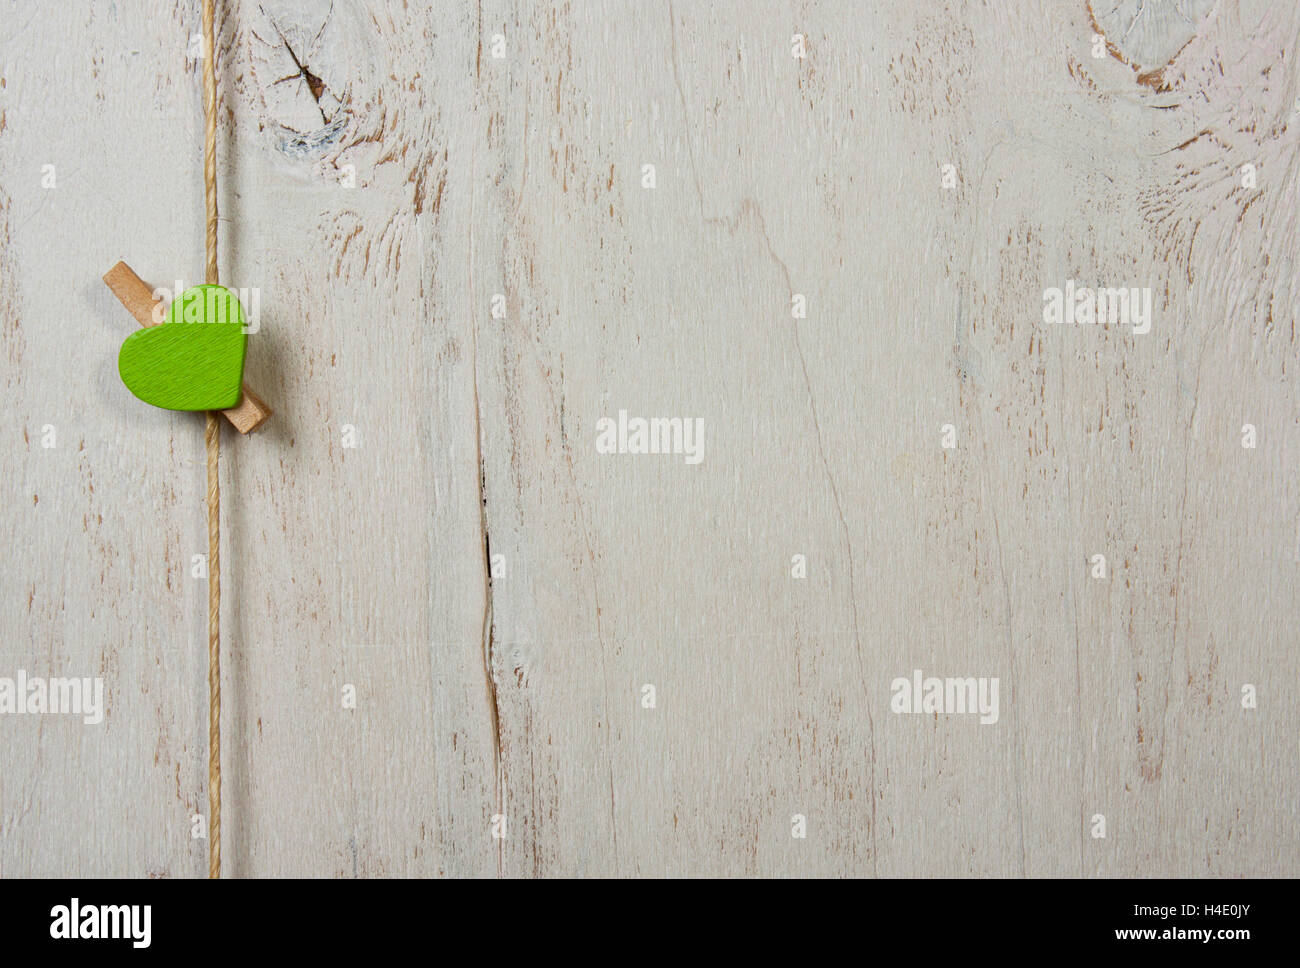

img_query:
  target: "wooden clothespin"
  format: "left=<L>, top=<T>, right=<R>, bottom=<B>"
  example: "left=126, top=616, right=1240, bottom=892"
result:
left=103, top=261, right=272, bottom=434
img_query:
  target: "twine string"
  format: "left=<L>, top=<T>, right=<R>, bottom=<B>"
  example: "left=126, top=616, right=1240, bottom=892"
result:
left=202, top=0, right=222, bottom=880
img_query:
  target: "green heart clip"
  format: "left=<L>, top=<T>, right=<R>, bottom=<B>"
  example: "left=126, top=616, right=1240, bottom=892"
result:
left=118, top=284, right=247, bottom=411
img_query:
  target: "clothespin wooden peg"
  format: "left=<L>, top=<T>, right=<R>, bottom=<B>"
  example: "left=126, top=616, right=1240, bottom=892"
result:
left=103, top=261, right=272, bottom=434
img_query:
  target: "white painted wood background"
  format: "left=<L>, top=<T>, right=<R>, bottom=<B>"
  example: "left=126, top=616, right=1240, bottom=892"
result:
left=1, top=0, right=1297, bottom=877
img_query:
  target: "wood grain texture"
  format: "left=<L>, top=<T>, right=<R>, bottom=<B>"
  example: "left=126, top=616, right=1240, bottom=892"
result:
left=0, top=0, right=1297, bottom=878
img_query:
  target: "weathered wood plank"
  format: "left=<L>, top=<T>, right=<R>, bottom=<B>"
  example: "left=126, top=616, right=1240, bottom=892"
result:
left=0, top=0, right=1296, bottom=877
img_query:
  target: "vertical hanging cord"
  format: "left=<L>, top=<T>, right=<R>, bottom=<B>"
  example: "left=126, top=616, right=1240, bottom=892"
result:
left=202, top=0, right=222, bottom=880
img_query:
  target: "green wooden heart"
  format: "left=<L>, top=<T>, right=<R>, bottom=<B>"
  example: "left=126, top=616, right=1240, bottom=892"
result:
left=118, top=284, right=247, bottom=411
